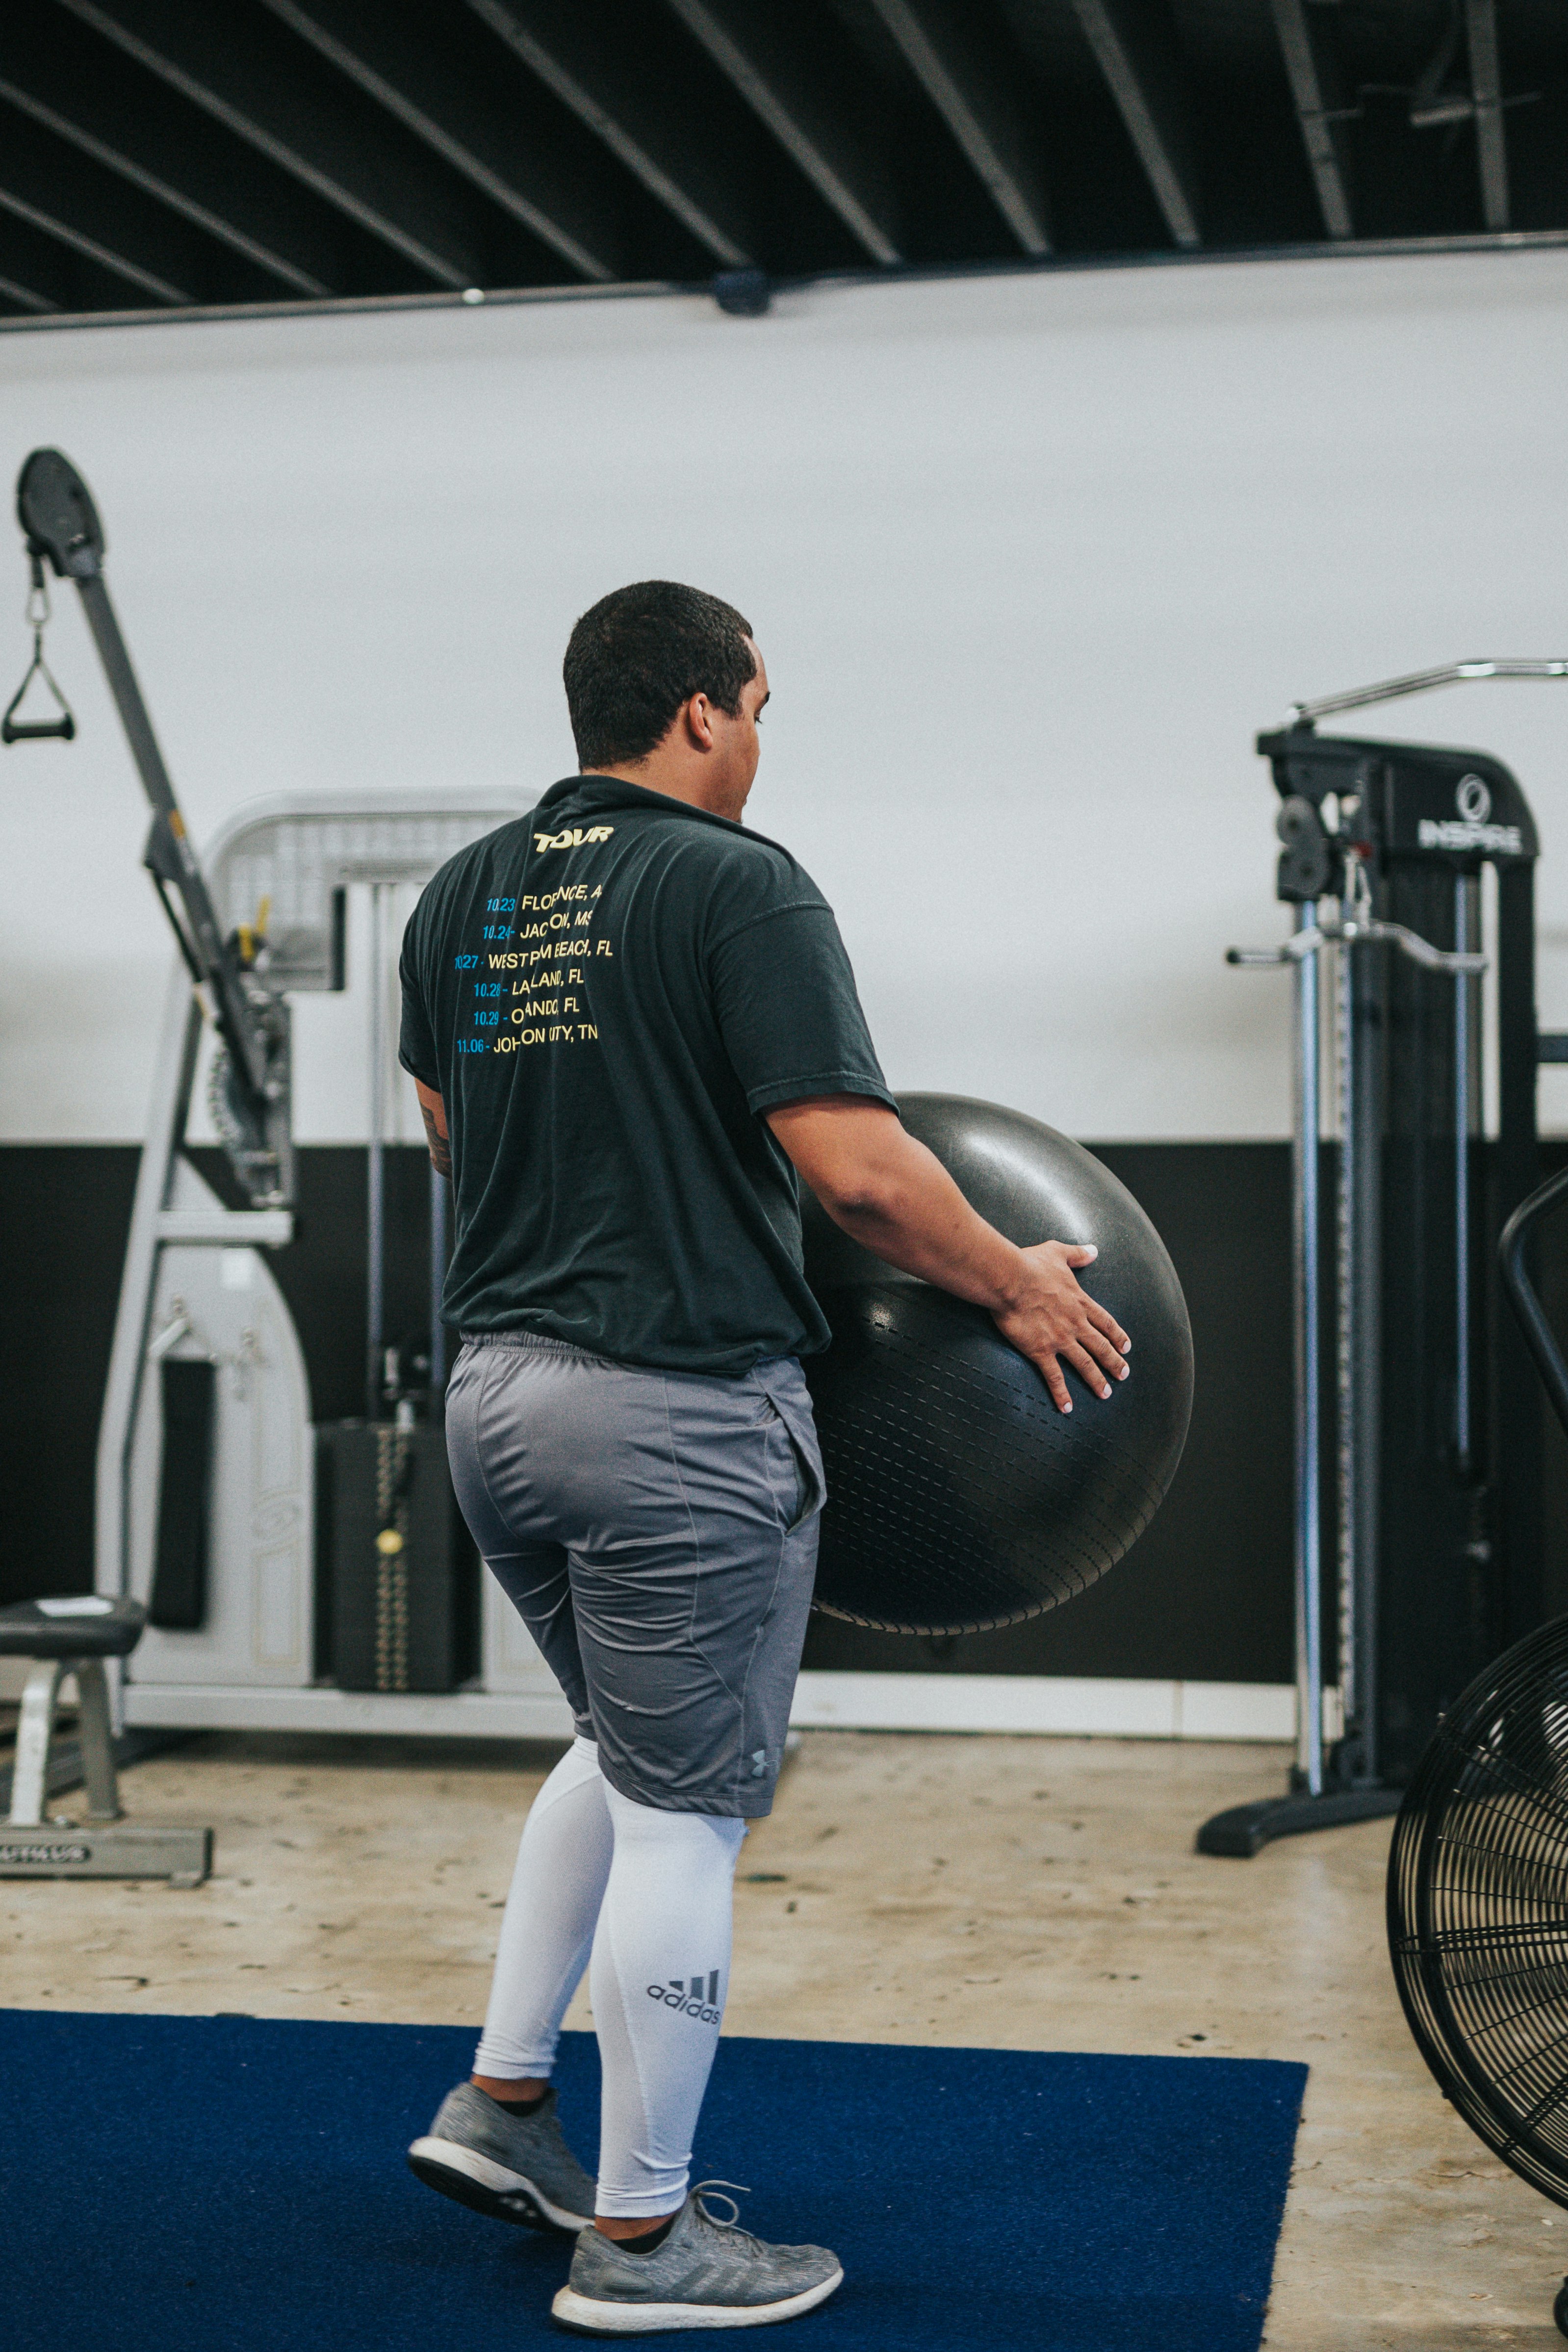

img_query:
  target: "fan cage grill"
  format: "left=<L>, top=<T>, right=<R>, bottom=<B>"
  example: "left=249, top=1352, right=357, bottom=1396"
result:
left=1388, top=1613, right=1568, bottom=2208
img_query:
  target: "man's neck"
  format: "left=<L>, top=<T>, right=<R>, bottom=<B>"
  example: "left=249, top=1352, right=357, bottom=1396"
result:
left=584, top=764, right=736, bottom=820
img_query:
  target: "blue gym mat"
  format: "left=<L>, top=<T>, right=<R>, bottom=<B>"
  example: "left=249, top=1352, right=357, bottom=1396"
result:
left=0, top=2009, right=1304, bottom=2350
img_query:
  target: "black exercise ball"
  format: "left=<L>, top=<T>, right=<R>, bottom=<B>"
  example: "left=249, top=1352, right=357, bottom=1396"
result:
left=800, top=1094, right=1193, bottom=1635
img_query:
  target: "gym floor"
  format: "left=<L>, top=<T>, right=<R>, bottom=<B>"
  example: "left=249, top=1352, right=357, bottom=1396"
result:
left=1, top=1726, right=1557, bottom=2348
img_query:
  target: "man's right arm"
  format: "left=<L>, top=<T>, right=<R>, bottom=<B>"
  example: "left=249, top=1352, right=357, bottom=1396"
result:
left=414, top=1078, right=451, bottom=1178
left=764, top=1095, right=1130, bottom=1415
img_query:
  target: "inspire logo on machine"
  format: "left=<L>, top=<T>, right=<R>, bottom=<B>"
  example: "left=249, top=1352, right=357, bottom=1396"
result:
left=1418, top=775, right=1522, bottom=857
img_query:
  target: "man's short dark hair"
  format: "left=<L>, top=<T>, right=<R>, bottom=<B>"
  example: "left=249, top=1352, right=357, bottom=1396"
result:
left=564, top=581, right=756, bottom=770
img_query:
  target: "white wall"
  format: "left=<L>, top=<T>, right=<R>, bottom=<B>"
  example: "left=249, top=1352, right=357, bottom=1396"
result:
left=3, top=248, right=1568, bottom=1144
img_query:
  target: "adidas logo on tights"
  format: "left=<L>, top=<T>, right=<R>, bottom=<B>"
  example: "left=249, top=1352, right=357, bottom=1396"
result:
left=646, top=1969, right=722, bottom=2025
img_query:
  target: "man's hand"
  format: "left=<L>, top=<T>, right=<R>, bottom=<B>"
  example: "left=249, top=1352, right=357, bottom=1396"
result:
left=990, top=1240, right=1130, bottom=1415
left=765, top=1096, right=1131, bottom=1414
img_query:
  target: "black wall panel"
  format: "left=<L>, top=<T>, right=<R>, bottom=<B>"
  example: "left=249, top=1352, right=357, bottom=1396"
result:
left=0, top=1145, right=139, bottom=1608
left=7, top=1135, right=1560, bottom=1685
left=0, top=1143, right=437, bottom=1607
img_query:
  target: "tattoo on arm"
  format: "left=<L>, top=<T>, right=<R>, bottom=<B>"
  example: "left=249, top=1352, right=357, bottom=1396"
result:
left=420, top=1101, right=453, bottom=1177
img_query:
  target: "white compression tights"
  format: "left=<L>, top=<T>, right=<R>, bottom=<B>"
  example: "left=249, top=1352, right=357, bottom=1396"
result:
left=473, top=1736, right=746, bottom=2217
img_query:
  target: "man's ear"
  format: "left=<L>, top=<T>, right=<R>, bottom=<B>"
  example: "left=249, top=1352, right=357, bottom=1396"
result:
left=683, top=691, right=717, bottom=751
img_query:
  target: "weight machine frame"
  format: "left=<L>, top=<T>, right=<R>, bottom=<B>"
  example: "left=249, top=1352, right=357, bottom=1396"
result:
left=6, top=446, right=574, bottom=1742
left=1201, top=662, right=1566, bottom=1855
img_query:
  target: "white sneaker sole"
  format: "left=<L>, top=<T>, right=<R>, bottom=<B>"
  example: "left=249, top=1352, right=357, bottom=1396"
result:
left=550, top=2265, right=844, bottom=2334
left=406, top=2135, right=593, bottom=2233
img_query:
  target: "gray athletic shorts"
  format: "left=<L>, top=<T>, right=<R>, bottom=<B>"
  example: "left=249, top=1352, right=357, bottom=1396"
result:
left=444, top=1332, right=825, bottom=1818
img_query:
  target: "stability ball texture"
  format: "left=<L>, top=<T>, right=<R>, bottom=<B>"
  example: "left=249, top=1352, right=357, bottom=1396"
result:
left=801, top=1095, right=1194, bottom=1635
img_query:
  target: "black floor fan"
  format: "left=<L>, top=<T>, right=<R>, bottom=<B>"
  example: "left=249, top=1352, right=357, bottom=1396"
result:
left=1388, top=1162, right=1568, bottom=2337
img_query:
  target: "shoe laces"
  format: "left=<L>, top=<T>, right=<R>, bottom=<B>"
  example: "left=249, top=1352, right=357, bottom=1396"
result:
left=691, top=2180, right=757, bottom=2243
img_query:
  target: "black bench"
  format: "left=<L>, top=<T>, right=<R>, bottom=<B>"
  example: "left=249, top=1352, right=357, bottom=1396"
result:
left=0, top=1595, right=208, bottom=1879
left=0, top=1596, right=148, bottom=1828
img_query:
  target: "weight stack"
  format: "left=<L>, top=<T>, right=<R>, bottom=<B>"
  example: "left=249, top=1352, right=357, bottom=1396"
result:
left=317, top=1421, right=479, bottom=1693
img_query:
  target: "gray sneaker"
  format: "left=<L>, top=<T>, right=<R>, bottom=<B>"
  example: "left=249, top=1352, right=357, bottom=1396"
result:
left=407, top=2081, right=595, bottom=2233
left=551, top=2183, right=843, bottom=2335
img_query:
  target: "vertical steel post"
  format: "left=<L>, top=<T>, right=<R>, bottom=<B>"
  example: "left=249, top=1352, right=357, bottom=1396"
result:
left=366, top=881, right=387, bottom=1422
left=1335, top=879, right=1359, bottom=1755
left=75, top=1658, right=122, bottom=1821
left=1293, top=905, right=1324, bottom=1794
left=1336, top=852, right=1383, bottom=1783
left=430, top=1161, right=449, bottom=1399
left=1455, top=874, right=1474, bottom=1471
left=1353, top=934, right=1383, bottom=1781
left=7, top=1661, right=64, bottom=1826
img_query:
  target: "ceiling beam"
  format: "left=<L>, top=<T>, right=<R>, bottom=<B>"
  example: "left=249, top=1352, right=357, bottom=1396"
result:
left=662, top=0, right=902, bottom=265
left=0, top=12, right=334, bottom=297
left=1063, top=0, right=1199, bottom=249
left=53, top=0, right=489, bottom=289
left=0, top=102, right=195, bottom=303
left=0, top=210, right=168, bottom=316
left=0, top=274, right=56, bottom=314
left=464, top=0, right=752, bottom=268
left=0, top=276, right=56, bottom=315
left=1465, top=0, right=1509, bottom=233
left=0, top=213, right=81, bottom=311
left=1267, top=0, right=1354, bottom=240
left=862, top=0, right=1049, bottom=254
left=256, top=0, right=621, bottom=281
left=0, top=203, right=183, bottom=316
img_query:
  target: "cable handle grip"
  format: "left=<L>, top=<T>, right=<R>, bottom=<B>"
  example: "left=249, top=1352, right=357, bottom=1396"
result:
left=2, top=523, right=79, bottom=747
left=0, top=713, right=74, bottom=742
left=1499, top=1163, right=1568, bottom=1445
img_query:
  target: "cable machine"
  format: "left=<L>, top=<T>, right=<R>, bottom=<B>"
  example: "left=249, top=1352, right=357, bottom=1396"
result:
left=1202, top=662, right=1567, bottom=1855
left=3, top=448, right=572, bottom=1739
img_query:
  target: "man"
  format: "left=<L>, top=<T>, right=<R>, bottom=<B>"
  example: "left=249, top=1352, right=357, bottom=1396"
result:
left=398, top=581, right=1130, bottom=2334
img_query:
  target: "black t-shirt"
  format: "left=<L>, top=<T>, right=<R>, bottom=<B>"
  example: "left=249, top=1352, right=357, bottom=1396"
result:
left=399, top=773, right=895, bottom=1374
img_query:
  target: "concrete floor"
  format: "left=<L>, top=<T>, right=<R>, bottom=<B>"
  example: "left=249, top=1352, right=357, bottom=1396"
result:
left=3, top=1726, right=1566, bottom=2348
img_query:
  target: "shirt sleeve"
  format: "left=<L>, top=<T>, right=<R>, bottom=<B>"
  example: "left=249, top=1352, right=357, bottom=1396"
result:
left=397, top=908, right=440, bottom=1089
left=708, top=897, right=896, bottom=1116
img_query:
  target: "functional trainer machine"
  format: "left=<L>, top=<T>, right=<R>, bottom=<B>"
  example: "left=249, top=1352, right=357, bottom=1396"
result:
left=1202, top=661, right=1568, bottom=1855
left=4, top=448, right=574, bottom=1743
